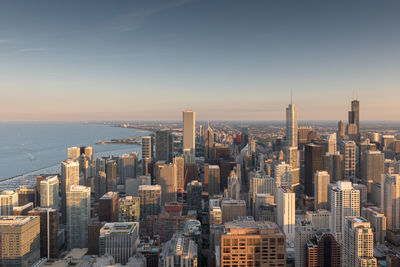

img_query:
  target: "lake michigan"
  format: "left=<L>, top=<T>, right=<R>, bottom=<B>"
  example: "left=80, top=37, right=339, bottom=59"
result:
left=0, top=122, right=150, bottom=181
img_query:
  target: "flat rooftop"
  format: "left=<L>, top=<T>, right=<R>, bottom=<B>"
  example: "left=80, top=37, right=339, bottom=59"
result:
left=100, top=222, right=138, bottom=235
left=100, top=191, right=118, bottom=199
left=0, top=216, right=37, bottom=225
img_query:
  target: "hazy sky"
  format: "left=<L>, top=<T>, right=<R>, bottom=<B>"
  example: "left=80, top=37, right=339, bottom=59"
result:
left=1, top=0, right=400, bottom=121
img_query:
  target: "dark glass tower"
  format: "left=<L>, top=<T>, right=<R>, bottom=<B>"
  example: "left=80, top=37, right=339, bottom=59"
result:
left=304, top=143, right=324, bottom=196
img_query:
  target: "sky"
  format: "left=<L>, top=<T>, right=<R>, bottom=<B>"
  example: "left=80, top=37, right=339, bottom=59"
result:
left=0, top=0, right=400, bottom=121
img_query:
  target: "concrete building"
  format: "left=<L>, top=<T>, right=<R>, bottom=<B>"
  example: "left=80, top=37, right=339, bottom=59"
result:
left=119, top=196, right=140, bottom=222
left=306, top=209, right=331, bottom=230
left=314, top=171, right=330, bottom=210
left=343, top=217, right=377, bottom=267
left=381, top=173, right=400, bottom=231
left=221, top=219, right=286, bottom=267
left=221, top=199, right=246, bottom=223
left=339, top=140, right=356, bottom=179
left=28, top=207, right=59, bottom=258
left=183, top=110, right=196, bottom=162
left=330, top=181, right=360, bottom=242
left=324, top=152, right=343, bottom=183
left=227, top=170, right=240, bottom=200
left=66, top=185, right=90, bottom=249
left=40, top=175, right=59, bottom=211
left=0, top=190, right=18, bottom=215
left=160, top=233, right=198, bottom=267
left=118, top=153, right=138, bottom=184
left=95, top=171, right=107, bottom=200
left=139, top=185, right=161, bottom=219
left=13, top=202, right=33, bottom=216
left=99, top=222, right=139, bottom=265
left=274, top=161, right=292, bottom=188
left=99, top=192, right=119, bottom=222
left=0, top=216, right=40, bottom=266
left=295, top=220, right=316, bottom=267
left=68, top=146, right=80, bottom=161
left=210, top=207, right=222, bottom=225
left=106, top=159, right=117, bottom=192
left=277, top=187, right=295, bottom=244
left=174, top=156, right=185, bottom=190
left=158, top=163, right=177, bottom=205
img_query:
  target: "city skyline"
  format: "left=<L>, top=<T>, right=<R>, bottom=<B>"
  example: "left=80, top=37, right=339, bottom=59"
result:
left=1, top=1, right=400, bottom=121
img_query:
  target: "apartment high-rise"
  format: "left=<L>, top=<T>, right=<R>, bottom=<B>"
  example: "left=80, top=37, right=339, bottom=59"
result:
left=141, top=136, right=152, bottom=160
left=99, top=222, right=139, bottom=265
left=0, top=216, right=40, bottom=266
left=61, top=159, right=79, bottom=224
left=187, top=180, right=203, bottom=214
left=174, top=156, right=185, bottom=190
left=160, top=233, right=198, bottom=267
left=119, top=196, right=140, bottom=222
left=99, top=192, right=119, bottom=222
left=40, top=175, right=59, bottom=211
left=95, top=171, right=107, bottom=200
left=361, top=206, right=386, bottom=244
left=381, top=173, right=400, bottom=230
left=330, top=181, right=360, bottom=241
left=66, top=185, right=90, bottom=249
left=314, top=171, right=330, bottom=210
left=361, top=150, right=384, bottom=183
left=220, top=219, right=286, bottom=267
left=304, top=143, right=324, bottom=196
left=155, top=130, right=174, bottom=163
left=139, top=185, right=161, bottom=219
left=183, top=110, right=196, bottom=162
left=277, top=187, right=295, bottom=243
left=327, top=133, right=337, bottom=154
left=324, top=152, right=343, bottom=183
left=28, top=207, right=59, bottom=259
left=204, top=164, right=220, bottom=196
left=0, top=190, right=18, bottom=215
left=340, top=140, right=356, bottom=179
left=343, top=217, right=376, bottom=267
left=67, top=146, right=80, bottom=161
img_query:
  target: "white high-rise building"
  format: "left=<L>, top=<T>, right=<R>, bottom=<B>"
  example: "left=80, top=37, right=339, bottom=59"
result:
left=141, top=136, right=152, bottom=160
left=66, top=185, right=90, bottom=250
left=0, top=190, right=18, bottom=215
left=67, top=146, right=80, bottom=161
left=343, top=217, right=377, bottom=267
left=274, top=162, right=292, bottom=188
left=183, top=110, right=195, bottom=161
left=40, top=175, right=59, bottom=210
left=314, top=171, right=330, bottom=210
left=277, top=187, right=295, bottom=244
left=381, top=173, right=400, bottom=230
left=286, top=102, right=298, bottom=147
left=61, top=160, right=80, bottom=223
left=330, top=181, right=360, bottom=241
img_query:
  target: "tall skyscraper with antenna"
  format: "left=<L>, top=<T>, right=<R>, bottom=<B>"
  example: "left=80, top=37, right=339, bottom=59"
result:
left=285, top=91, right=300, bottom=187
left=347, top=98, right=360, bottom=142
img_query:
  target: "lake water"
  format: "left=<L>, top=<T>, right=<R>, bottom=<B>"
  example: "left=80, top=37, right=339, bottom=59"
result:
left=0, top=123, right=151, bottom=181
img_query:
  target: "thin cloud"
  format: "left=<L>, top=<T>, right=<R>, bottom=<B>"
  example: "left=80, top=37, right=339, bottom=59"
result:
left=19, top=48, right=49, bottom=53
left=0, top=39, right=10, bottom=44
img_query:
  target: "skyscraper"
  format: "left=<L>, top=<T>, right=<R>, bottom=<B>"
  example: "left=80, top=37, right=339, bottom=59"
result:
left=330, top=181, right=360, bottom=241
left=106, top=159, right=117, bottom=192
left=343, top=217, right=376, bottom=267
left=141, top=136, right=152, bottom=160
left=277, top=187, right=295, bottom=243
left=28, top=207, right=59, bottom=258
left=361, top=150, right=384, bottom=183
left=183, top=110, right=195, bottom=161
left=155, top=130, right=174, bottom=163
left=67, top=146, right=80, bottom=161
left=286, top=99, right=298, bottom=147
left=139, top=185, right=161, bottom=219
left=337, top=120, right=345, bottom=138
left=381, top=173, right=400, bottom=231
left=174, top=156, right=185, bottom=190
left=306, top=231, right=341, bottom=267
left=304, top=143, right=324, bottom=197
left=158, top=163, right=177, bottom=205
left=66, top=185, right=90, bottom=249
left=339, top=140, right=356, bottom=179
left=347, top=99, right=360, bottom=142
left=40, top=175, right=59, bottom=211
left=314, top=171, right=330, bottom=210
left=274, top=161, right=292, bottom=188
left=204, top=165, right=220, bottom=196
left=204, top=124, right=214, bottom=162
left=160, top=233, right=198, bottom=267
left=118, top=153, right=138, bottom=184
left=61, top=159, right=79, bottom=224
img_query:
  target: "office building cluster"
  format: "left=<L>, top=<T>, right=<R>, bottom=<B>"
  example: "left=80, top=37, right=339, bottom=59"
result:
left=1, top=101, right=400, bottom=267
